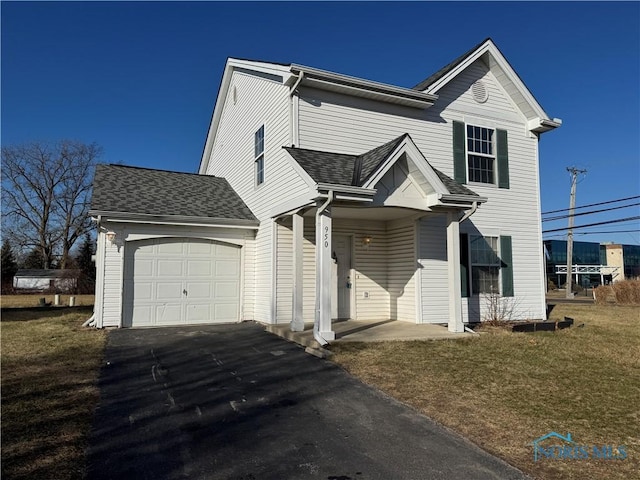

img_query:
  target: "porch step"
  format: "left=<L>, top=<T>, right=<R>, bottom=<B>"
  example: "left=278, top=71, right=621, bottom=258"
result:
left=264, top=324, right=322, bottom=350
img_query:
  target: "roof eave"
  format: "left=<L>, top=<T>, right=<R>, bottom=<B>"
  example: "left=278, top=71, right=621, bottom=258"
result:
left=290, top=64, right=438, bottom=109
left=90, top=210, right=260, bottom=229
left=315, top=183, right=377, bottom=202
left=439, top=193, right=488, bottom=205
left=529, top=117, right=563, bottom=133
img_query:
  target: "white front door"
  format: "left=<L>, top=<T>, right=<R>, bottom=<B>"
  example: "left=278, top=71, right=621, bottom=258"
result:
left=333, top=235, right=352, bottom=319
left=123, top=237, right=241, bottom=327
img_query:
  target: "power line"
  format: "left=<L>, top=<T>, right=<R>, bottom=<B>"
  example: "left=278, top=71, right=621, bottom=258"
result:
left=542, top=202, right=640, bottom=222
left=543, top=230, right=640, bottom=239
left=541, top=195, right=640, bottom=215
left=542, top=216, right=640, bottom=234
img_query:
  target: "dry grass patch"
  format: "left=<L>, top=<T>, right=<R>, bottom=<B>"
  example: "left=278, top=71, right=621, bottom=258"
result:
left=594, top=279, right=640, bottom=306
left=330, top=304, right=640, bottom=480
left=1, top=310, right=107, bottom=480
left=1, top=294, right=95, bottom=308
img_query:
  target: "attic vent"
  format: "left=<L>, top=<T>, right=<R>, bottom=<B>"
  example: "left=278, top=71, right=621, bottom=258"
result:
left=472, top=81, right=488, bottom=103
left=233, top=86, right=238, bottom=105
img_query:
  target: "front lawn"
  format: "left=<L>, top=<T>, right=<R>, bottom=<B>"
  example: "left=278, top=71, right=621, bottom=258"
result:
left=1, top=294, right=95, bottom=308
left=1, top=310, right=107, bottom=480
left=330, top=304, right=639, bottom=480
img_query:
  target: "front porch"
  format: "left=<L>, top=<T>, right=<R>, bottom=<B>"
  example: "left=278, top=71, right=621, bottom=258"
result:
left=266, top=319, right=475, bottom=349
left=276, top=134, right=487, bottom=344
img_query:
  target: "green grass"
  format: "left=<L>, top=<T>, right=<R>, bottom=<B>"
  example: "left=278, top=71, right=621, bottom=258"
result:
left=330, top=304, right=640, bottom=480
left=1, top=310, right=107, bottom=480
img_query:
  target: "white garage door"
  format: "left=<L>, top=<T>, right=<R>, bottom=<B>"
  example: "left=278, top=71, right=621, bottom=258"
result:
left=123, top=238, right=241, bottom=327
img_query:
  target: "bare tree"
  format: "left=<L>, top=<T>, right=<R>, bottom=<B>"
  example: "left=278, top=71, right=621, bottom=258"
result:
left=1, top=140, right=101, bottom=269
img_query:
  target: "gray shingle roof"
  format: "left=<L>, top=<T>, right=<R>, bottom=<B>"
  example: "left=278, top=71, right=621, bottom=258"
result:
left=432, top=168, right=479, bottom=196
left=285, top=135, right=479, bottom=198
left=284, top=134, right=408, bottom=187
left=90, top=164, right=257, bottom=222
left=282, top=148, right=358, bottom=186
left=412, top=38, right=491, bottom=91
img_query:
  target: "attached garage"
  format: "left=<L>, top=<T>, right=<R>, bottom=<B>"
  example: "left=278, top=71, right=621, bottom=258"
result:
left=123, top=237, right=241, bottom=327
left=90, top=164, right=258, bottom=329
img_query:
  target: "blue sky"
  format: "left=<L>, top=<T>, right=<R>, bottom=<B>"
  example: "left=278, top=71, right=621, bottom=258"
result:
left=2, top=1, right=639, bottom=245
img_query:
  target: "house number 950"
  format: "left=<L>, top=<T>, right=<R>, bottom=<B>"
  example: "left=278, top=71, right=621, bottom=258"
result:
left=324, top=226, right=329, bottom=248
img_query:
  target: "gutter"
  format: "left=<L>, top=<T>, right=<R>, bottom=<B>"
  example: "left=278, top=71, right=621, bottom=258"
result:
left=89, top=211, right=260, bottom=229
left=313, top=190, right=334, bottom=346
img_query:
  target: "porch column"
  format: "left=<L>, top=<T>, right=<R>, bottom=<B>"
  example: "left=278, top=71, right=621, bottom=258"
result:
left=446, top=212, right=464, bottom=332
left=290, top=212, right=304, bottom=331
left=315, top=203, right=335, bottom=342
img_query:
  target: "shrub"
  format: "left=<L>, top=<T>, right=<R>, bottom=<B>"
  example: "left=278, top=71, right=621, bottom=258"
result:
left=594, top=280, right=640, bottom=306
left=547, top=279, right=557, bottom=291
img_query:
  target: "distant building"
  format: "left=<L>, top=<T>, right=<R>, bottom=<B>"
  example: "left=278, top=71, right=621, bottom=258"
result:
left=13, top=269, right=80, bottom=292
left=544, top=240, right=640, bottom=287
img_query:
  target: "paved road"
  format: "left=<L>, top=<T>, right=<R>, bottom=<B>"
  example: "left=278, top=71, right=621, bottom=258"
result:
left=86, top=323, right=526, bottom=480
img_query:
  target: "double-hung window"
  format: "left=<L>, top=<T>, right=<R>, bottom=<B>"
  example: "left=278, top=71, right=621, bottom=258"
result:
left=452, top=121, right=509, bottom=188
left=467, top=125, right=495, bottom=184
left=460, top=234, right=514, bottom=297
left=470, top=235, right=500, bottom=294
left=254, top=125, right=265, bottom=186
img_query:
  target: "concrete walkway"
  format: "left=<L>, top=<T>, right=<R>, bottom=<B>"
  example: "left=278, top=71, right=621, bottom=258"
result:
left=266, top=319, right=475, bottom=349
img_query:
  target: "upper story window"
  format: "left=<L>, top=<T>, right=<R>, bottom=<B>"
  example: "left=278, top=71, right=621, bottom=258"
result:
left=254, top=125, right=264, bottom=186
left=452, top=121, right=509, bottom=189
left=467, top=125, right=495, bottom=184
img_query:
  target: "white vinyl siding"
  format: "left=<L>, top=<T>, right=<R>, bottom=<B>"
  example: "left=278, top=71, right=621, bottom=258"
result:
left=275, top=221, right=293, bottom=324
left=205, top=69, right=309, bottom=322
left=271, top=218, right=416, bottom=323
left=387, top=219, right=417, bottom=322
left=297, top=59, right=546, bottom=322
left=419, top=214, right=450, bottom=324
left=102, top=235, right=123, bottom=328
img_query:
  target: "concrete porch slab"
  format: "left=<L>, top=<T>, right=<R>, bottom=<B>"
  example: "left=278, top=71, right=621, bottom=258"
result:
left=265, top=319, right=475, bottom=349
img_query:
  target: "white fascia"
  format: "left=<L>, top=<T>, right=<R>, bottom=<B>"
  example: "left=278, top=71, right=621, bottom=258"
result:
left=199, top=58, right=293, bottom=175
left=424, top=40, right=561, bottom=132
left=361, top=136, right=449, bottom=199
left=290, top=64, right=438, bottom=109
left=90, top=211, right=259, bottom=230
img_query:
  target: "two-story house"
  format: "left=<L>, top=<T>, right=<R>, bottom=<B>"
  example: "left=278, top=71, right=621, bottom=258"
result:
left=90, top=38, right=560, bottom=343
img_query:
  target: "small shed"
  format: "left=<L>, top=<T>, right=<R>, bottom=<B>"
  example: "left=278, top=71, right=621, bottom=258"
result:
left=13, top=269, right=80, bottom=292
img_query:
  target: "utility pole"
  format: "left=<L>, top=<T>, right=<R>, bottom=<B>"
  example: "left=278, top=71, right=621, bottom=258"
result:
left=565, top=167, right=587, bottom=299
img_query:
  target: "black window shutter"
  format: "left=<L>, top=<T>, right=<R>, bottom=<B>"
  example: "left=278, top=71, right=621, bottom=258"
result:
left=453, top=121, right=466, bottom=184
left=500, top=235, right=514, bottom=297
left=497, top=129, right=509, bottom=189
left=460, top=233, right=470, bottom=297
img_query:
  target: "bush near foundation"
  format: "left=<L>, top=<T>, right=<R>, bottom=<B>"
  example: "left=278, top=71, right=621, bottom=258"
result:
left=594, top=279, right=640, bottom=305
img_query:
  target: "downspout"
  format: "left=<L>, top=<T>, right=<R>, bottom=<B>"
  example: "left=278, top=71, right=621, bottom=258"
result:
left=289, top=71, right=304, bottom=97
left=83, top=215, right=102, bottom=328
left=314, top=190, right=334, bottom=346
left=459, top=201, right=478, bottom=223
left=289, top=72, right=304, bottom=147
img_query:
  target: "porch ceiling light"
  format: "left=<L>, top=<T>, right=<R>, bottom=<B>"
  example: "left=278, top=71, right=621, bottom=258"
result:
left=106, top=231, right=116, bottom=245
left=362, top=236, right=372, bottom=249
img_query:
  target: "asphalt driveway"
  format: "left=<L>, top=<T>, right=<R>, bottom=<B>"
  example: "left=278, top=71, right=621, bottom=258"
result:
left=86, top=323, right=525, bottom=480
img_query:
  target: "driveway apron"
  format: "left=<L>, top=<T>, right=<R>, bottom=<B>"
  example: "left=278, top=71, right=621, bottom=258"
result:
left=86, top=323, right=525, bottom=480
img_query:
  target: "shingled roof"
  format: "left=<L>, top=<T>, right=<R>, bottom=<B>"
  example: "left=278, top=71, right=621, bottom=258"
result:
left=90, top=164, right=257, bottom=222
left=284, top=135, right=479, bottom=198
left=284, top=135, right=408, bottom=187
left=412, top=38, right=490, bottom=92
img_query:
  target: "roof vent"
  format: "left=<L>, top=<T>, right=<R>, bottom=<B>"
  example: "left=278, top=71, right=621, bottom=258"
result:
left=472, top=81, right=488, bottom=103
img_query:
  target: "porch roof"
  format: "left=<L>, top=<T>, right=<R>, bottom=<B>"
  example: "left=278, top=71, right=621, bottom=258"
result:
left=283, top=134, right=480, bottom=198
